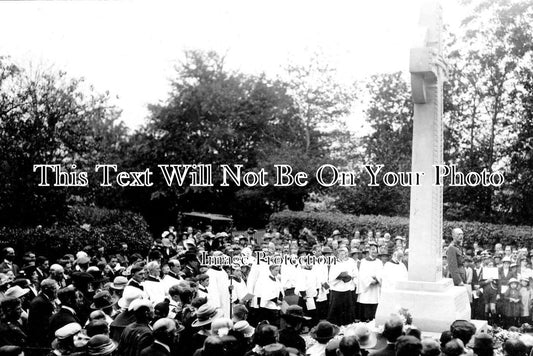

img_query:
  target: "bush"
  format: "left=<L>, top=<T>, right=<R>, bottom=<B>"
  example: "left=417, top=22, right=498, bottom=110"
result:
left=269, top=210, right=533, bottom=248
left=0, top=205, right=152, bottom=262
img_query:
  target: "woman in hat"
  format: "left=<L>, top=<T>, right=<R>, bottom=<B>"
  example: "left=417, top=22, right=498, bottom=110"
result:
left=503, top=277, right=521, bottom=328
left=279, top=305, right=308, bottom=353
left=189, top=304, right=223, bottom=356
left=87, top=334, right=118, bottom=356
left=519, top=277, right=533, bottom=325
left=307, top=321, right=340, bottom=356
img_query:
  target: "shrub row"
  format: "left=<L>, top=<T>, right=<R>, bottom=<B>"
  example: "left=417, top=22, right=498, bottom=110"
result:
left=0, top=205, right=152, bottom=262
left=269, top=210, right=533, bottom=248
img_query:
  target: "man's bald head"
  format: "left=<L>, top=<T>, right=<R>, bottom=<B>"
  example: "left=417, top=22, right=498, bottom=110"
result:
left=452, top=228, right=464, bottom=245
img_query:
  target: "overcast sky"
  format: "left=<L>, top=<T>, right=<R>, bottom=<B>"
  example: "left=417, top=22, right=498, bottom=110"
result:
left=0, top=0, right=465, bottom=132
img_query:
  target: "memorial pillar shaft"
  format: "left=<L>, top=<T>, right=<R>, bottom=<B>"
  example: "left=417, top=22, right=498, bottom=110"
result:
left=407, top=1, right=444, bottom=283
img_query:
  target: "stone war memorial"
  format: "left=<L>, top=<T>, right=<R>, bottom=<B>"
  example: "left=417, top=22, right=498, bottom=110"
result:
left=375, top=1, right=487, bottom=333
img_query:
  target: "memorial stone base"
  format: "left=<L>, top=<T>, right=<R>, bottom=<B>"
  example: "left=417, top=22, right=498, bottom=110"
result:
left=375, top=278, right=487, bottom=333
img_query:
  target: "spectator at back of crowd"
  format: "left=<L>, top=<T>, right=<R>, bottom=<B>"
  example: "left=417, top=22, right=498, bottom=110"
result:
left=503, top=338, right=528, bottom=356
left=395, top=336, right=422, bottom=356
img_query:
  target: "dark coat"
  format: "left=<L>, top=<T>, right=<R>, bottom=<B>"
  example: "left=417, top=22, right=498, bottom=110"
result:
left=279, top=327, right=306, bottom=353
left=28, top=294, right=55, bottom=347
left=110, top=310, right=137, bottom=342
left=0, top=321, right=27, bottom=347
left=117, top=322, right=153, bottom=356
left=48, top=307, right=80, bottom=340
left=446, top=244, right=466, bottom=286
left=140, top=342, right=171, bottom=356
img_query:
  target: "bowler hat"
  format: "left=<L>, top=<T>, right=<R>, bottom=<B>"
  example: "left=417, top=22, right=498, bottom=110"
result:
left=310, top=321, right=340, bottom=343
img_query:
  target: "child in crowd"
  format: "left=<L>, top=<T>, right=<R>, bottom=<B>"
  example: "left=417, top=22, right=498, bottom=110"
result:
left=503, top=278, right=521, bottom=328
left=483, top=277, right=499, bottom=325
left=519, top=277, right=533, bottom=325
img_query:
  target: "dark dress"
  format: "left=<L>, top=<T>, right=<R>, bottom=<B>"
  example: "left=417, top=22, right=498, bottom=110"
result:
left=504, top=288, right=522, bottom=317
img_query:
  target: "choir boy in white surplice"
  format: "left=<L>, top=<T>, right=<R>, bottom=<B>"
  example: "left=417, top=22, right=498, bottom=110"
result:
left=357, top=242, right=383, bottom=321
left=295, top=261, right=320, bottom=321
left=230, top=266, right=249, bottom=304
left=327, top=247, right=358, bottom=326
left=312, top=247, right=331, bottom=320
left=206, top=263, right=231, bottom=318
left=257, top=264, right=284, bottom=326
left=381, top=250, right=408, bottom=290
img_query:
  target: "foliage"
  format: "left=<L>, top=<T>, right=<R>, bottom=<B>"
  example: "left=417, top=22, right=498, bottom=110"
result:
left=0, top=205, right=151, bottom=262
left=444, top=0, right=533, bottom=221
left=0, top=57, right=128, bottom=226
left=124, top=50, right=344, bottom=231
left=269, top=210, right=533, bottom=248
left=334, top=72, right=412, bottom=217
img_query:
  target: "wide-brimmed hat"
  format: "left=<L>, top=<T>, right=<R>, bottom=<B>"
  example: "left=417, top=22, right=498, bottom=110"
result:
left=468, top=333, right=499, bottom=350
left=87, top=267, right=108, bottom=283
left=71, top=271, right=95, bottom=285
left=91, top=290, right=118, bottom=310
left=247, top=228, right=257, bottom=235
left=331, top=230, right=341, bottom=237
left=5, top=285, right=30, bottom=299
left=191, top=304, right=223, bottom=327
left=87, top=334, right=118, bottom=356
left=310, top=321, right=340, bottom=343
left=281, top=305, right=311, bottom=322
left=352, top=324, right=377, bottom=349
left=117, top=286, right=144, bottom=309
left=111, top=276, right=128, bottom=290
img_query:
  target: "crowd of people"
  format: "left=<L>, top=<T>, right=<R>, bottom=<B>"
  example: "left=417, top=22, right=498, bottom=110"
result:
left=0, top=224, right=531, bottom=356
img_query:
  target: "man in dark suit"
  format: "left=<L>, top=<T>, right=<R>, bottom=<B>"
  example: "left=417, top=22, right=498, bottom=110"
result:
left=140, top=318, right=182, bottom=356
left=471, top=256, right=489, bottom=320
left=446, top=228, right=466, bottom=286
left=117, top=299, right=154, bottom=356
left=49, top=286, right=80, bottom=341
left=0, top=247, right=19, bottom=276
left=28, top=279, right=59, bottom=347
left=370, top=314, right=404, bottom=356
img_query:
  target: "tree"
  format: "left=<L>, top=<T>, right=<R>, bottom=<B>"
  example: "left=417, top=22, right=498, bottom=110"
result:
left=0, top=58, right=128, bottom=226
left=285, top=53, right=356, bottom=156
left=127, top=50, right=318, bottom=229
left=335, top=72, right=413, bottom=216
left=444, top=0, right=533, bottom=221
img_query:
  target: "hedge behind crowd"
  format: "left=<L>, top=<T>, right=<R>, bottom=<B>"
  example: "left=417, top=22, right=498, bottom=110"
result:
left=0, top=205, right=152, bottom=261
left=269, top=210, right=533, bottom=248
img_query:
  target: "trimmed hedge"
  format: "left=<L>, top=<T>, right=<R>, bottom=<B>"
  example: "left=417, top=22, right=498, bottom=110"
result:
left=0, top=205, right=152, bottom=262
left=269, top=210, right=533, bottom=248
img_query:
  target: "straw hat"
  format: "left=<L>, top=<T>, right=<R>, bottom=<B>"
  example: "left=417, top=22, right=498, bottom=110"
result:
left=191, top=304, right=223, bottom=327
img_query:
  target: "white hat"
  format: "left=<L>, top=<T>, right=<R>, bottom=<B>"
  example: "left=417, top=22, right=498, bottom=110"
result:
left=128, top=298, right=152, bottom=312
left=118, top=286, right=144, bottom=309
left=5, top=285, right=30, bottom=299
left=55, top=323, right=82, bottom=340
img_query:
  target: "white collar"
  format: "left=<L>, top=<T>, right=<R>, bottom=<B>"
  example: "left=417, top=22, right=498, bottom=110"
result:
left=154, top=340, right=170, bottom=352
left=61, top=305, right=76, bottom=315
